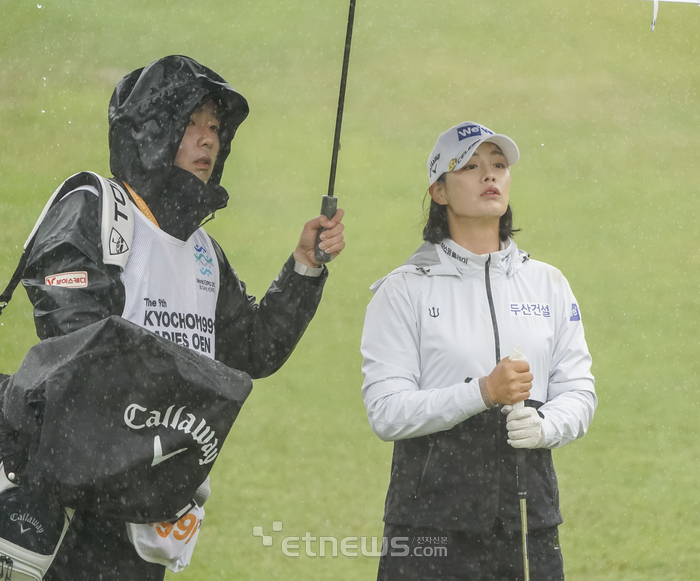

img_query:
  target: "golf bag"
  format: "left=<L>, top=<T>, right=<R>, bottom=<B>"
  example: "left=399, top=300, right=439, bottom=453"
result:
left=0, top=315, right=252, bottom=522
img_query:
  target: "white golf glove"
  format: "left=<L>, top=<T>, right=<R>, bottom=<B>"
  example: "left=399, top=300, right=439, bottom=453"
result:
left=502, top=405, right=545, bottom=449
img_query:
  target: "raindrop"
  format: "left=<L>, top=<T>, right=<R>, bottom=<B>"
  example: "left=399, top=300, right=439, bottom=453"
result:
left=41, top=109, right=45, bottom=113
left=37, top=4, right=42, bottom=8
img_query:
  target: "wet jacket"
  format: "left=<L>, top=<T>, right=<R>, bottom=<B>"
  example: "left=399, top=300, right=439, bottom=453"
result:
left=21, top=55, right=327, bottom=378
left=361, top=238, right=596, bottom=532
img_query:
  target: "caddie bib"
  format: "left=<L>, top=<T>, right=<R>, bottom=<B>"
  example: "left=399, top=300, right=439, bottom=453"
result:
left=121, top=208, right=220, bottom=359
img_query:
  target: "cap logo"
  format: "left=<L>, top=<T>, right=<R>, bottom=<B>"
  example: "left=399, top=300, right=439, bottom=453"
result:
left=448, top=158, right=456, bottom=171
left=429, top=153, right=441, bottom=175
left=456, top=124, right=494, bottom=141
left=456, top=124, right=482, bottom=141
left=455, top=140, right=480, bottom=166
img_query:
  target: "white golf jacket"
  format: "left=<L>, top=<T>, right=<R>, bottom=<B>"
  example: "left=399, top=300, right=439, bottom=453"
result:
left=361, top=238, right=597, bottom=448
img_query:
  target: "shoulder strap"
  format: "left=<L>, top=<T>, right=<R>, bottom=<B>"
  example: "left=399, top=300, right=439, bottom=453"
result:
left=0, top=172, right=134, bottom=317
left=100, top=175, right=134, bottom=269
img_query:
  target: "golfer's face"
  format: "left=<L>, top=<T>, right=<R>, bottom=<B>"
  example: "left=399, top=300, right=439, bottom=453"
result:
left=434, top=142, right=511, bottom=221
left=174, top=100, right=221, bottom=183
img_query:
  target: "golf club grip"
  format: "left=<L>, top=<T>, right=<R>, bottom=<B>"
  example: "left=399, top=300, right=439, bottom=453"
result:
left=314, top=195, right=338, bottom=264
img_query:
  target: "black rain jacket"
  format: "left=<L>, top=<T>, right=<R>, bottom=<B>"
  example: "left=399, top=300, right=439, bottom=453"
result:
left=21, top=55, right=327, bottom=378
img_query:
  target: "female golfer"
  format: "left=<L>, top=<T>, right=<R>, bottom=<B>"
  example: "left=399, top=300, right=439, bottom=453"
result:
left=361, top=121, right=596, bottom=580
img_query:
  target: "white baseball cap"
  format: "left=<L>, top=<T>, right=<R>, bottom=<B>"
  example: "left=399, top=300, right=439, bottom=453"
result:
left=427, top=122, right=519, bottom=186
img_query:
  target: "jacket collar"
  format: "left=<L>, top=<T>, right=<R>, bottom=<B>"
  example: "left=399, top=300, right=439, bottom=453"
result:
left=438, top=238, right=518, bottom=277
left=370, top=238, right=529, bottom=293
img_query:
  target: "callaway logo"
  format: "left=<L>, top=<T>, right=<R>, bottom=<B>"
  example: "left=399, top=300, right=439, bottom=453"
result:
left=110, top=227, right=129, bottom=255
left=194, top=244, right=213, bottom=277
left=124, top=403, right=220, bottom=465
left=45, top=271, right=88, bottom=288
left=10, top=513, right=44, bottom=534
left=152, top=435, right=187, bottom=467
left=429, top=153, right=441, bottom=174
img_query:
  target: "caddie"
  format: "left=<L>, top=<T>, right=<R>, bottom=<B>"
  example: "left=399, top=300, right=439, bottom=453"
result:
left=0, top=55, right=345, bottom=580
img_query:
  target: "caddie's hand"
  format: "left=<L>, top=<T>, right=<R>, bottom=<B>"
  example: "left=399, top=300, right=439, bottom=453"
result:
left=293, top=209, right=346, bottom=268
left=504, top=406, right=545, bottom=449
left=484, top=356, right=532, bottom=405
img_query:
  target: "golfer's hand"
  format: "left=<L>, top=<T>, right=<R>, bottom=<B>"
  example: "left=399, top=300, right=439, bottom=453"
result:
left=502, top=406, right=545, bottom=449
left=484, top=356, right=532, bottom=405
left=294, top=209, right=345, bottom=268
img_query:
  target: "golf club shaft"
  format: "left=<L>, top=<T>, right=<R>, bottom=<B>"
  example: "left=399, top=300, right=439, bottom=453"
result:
left=509, top=347, right=530, bottom=580
left=520, top=495, right=530, bottom=581
left=515, top=440, right=530, bottom=581
left=315, top=0, right=356, bottom=264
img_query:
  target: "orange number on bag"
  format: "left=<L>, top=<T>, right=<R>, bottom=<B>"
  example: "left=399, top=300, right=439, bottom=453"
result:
left=153, top=521, right=175, bottom=538
left=173, top=513, right=198, bottom=541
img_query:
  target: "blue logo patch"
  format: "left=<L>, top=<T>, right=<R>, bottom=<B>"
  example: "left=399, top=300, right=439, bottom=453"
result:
left=194, top=244, right=214, bottom=277
left=456, top=124, right=482, bottom=141
left=570, top=303, right=581, bottom=321
left=456, top=124, right=494, bottom=141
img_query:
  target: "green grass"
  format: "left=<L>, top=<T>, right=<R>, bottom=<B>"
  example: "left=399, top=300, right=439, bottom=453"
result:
left=1, top=0, right=699, bottom=579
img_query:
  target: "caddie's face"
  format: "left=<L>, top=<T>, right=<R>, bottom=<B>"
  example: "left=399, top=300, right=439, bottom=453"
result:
left=174, top=100, right=221, bottom=183
left=430, top=142, right=511, bottom=221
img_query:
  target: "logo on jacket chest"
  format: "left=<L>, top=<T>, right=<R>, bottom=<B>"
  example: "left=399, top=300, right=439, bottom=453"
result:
left=194, top=244, right=214, bottom=277
left=194, top=243, right=217, bottom=293
left=510, top=302, right=551, bottom=317
left=428, top=307, right=440, bottom=318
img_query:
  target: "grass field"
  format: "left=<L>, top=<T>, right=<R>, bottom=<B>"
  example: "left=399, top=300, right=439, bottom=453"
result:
left=1, top=1, right=699, bottom=579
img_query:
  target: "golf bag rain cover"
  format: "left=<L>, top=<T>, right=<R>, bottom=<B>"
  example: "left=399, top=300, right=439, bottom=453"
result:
left=0, top=316, right=252, bottom=522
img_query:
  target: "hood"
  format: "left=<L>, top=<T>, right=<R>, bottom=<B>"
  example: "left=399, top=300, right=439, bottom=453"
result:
left=370, top=238, right=529, bottom=293
left=108, top=55, right=249, bottom=240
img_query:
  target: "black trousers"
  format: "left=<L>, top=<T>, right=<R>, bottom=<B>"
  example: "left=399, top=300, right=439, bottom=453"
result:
left=44, top=512, right=166, bottom=581
left=378, top=522, right=564, bottom=581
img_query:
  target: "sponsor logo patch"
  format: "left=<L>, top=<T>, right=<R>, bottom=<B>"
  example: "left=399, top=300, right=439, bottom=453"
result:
left=457, top=124, right=481, bottom=141
left=124, top=403, right=220, bottom=465
left=110, top=227, right=129, bottom=255
left=10, top=512, right=45, bottom=534
left=45, top=271, right=88, bottom=288
left=194, top=244, right=213, bottom=277
left=510, top=303, right=551, bottom=317
left=570, top=303, right=581, bottom=321
left=455, top=140, right=481, bottom=166
left=429, top=153, right=441, bottom=175
left=456, top=123, right=494, bottom=141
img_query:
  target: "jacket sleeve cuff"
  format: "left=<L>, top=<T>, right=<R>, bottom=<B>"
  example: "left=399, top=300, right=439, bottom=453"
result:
left=478, top=376, right=496, bottom=408
left=293, top=260, right=325, bottom=277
